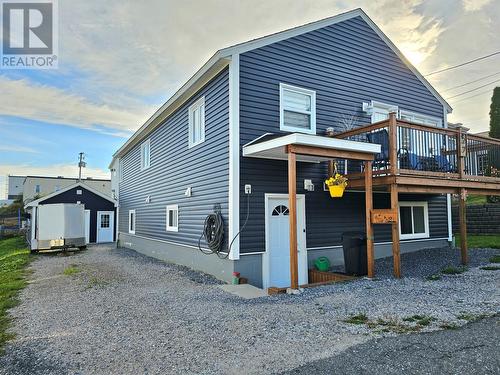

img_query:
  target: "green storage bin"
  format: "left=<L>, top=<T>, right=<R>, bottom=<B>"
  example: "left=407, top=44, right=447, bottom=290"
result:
left=314, top=256, right=331, bottom=272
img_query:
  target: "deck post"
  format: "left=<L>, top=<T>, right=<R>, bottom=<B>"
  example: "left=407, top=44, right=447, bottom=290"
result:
left=364, top=160, right=375, bottom=278
left=388, top=112, right=398, bottom=175
left=459, top=188, right=468, bottom=264
left=390, top=184, right=401, bottom=278
left=288, top=149, right=299, bottom=290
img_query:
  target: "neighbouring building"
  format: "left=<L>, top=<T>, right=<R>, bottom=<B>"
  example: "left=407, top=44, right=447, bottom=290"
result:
left=22, top=176, right=111, bottom=203
left=6, top=175, right=25, bottom=200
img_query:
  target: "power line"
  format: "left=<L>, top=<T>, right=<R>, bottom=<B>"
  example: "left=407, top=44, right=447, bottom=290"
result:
left=445, top=78, right=500, bottom=100
left=441, top=71, right=500, bottom=93
left=448, top=88, right=494, bottom=104
left=425, top=51, right=500, bottom=76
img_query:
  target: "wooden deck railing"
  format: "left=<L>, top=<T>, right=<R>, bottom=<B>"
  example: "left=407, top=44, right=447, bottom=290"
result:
left=334, top=113, right=500, bottom=181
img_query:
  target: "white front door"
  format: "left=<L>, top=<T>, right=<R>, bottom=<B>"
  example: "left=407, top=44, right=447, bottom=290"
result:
left=84, top=210, right=90, bottom=244
left=264, top=194, right=307, bottom=288
left=96, top=211, right=114, bottom=243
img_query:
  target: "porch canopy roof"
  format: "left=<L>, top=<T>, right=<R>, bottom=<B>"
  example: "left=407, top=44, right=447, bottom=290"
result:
left=242, top=133, right=381, bottom=162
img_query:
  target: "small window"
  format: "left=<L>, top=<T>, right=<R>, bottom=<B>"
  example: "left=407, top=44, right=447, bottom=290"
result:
left=76, top=189, right=82, bottom=195
left=140, top=139, right=151, bottom=170
left=272, top=205, right=289, bottom=216
left=399, top=202, right=429, bottom=240
left=55, top=185, right=60, bottom=192
left=129, top=210, right=136, bottom=234
left=34, top=184, right=41, bottom=194
left=101, top=214, right=110, bottom=228
left=188, top=97, right=206, bottom=148
left=280, top=83, right=316, bottom=134
left=166, top=205, right=179, bottom=232
left=399, top=110, right=442, bottom=127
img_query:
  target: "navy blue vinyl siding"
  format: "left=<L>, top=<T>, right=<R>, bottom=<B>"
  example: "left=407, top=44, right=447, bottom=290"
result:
left=119, top=68, right=229, bottom=247
left=239, top=16, right=447, bottom=253
left=39, top=186, right=116, bottom=243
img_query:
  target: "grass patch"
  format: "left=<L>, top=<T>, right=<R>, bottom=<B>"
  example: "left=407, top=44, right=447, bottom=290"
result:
left=86, top=276, right=109, bottom=289
left=343, top=313, right=368, bottom=325
left=63, top=265, right=79, bottom=276
left=426, top=274, right=441, bottom=281
left=440, top=322, right=459, bottom=330
left=466, top=195, right=487, bottom=205
left=441, top=266, right=468, bottom=275
left=489, top=255, right=500, bottom=263
left=402, top=315, right=436, bottom=326
left=455, top=235, right=500, bottom=249
left=480, top=266, right=500, bottom=271
left=0, top=237, right=31, bottom=353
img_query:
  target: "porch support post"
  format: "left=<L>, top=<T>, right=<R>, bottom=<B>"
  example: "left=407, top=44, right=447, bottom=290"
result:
left=288, top=149, right=299, bottom=290
left=459, top=188, right=468, bottom=265
left=390, top=184, right=401, bottom=278
left=364, top=160, right=374, bottom=278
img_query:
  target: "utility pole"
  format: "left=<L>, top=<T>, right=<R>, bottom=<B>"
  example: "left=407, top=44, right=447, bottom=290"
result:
left=78, top=152, right=86, bottom=181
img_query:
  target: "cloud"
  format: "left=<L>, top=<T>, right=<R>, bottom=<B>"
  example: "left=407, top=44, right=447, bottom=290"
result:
left=462, top=0, right=492, bottom=12
left=0, top=77, right=152, bottom=135
left=0, top=145, right=40, bottom=154
left=0, top=163, right=109, bottom=180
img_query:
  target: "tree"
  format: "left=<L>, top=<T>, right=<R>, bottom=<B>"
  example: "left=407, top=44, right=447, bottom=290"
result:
left=490, top=87, right=500, bottom=138
left=488, top=87, right=500, bottom=203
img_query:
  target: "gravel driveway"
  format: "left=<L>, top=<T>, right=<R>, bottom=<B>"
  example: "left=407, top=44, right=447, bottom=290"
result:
left=0, top=245, right=499, bottom=374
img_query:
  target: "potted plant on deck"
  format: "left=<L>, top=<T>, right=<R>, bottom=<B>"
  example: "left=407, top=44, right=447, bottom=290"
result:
left=325, top=173, right=348, bottom=198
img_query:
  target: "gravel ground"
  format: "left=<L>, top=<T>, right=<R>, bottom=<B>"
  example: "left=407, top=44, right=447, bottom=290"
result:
left=284, top=315, right=500, bottom=375
left=0, top=245, right=499, bottom=375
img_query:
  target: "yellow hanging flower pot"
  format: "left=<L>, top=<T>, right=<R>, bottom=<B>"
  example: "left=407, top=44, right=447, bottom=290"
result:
left=325, top=173, right=348, bottom=198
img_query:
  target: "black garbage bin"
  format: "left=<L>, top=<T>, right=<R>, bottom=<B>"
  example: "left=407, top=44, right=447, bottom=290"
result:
left=342, top=231, right=368, bottom=276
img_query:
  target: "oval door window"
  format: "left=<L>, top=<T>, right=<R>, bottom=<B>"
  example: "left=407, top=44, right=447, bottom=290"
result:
left=272, top=205, right=289, bottom=216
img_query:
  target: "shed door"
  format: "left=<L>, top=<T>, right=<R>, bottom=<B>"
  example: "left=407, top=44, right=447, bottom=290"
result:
left=97, top=211, right=114, bottom=243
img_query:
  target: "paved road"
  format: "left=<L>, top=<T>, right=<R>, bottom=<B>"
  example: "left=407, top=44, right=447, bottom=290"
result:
left=285, top=315, right=500, bottom=375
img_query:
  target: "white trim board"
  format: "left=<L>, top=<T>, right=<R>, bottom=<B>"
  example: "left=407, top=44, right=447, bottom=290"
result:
left=228, top=54, right=240, bottom=260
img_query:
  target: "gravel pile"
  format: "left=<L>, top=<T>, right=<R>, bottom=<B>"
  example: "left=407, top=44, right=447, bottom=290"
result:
left=0, top=245, right=498, bottom=375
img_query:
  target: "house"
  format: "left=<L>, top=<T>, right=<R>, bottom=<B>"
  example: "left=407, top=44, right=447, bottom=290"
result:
left=110, top=8, right=500, bottom=288
left=25, top=182, right=117, bottom=245
left=22, top=176, right=111, bottom=203
left=6, top=175, right=25, bottom=200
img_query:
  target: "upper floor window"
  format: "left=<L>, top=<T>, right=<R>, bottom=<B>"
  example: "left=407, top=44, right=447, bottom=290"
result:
left=280, top=83, right=316, bottom=134
left=34, top=184, right=41, bottom=194
left=140, top=139, right=151, bottom=170
left=188, top=97, right=205, bottom=148
left=363, top=101, right=398, bottom=124
left=399, top=110, right=442, bottom=127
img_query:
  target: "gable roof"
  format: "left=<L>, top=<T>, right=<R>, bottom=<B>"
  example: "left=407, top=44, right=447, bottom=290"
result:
left=25, top=182, right=117, bottom=208
left=112, top=8, right=451, bottom=161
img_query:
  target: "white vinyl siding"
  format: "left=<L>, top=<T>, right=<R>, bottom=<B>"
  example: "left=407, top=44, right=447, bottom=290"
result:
left=399, top=202, right=429, bottom=240
left=166, top=205, right=179, bottom=232
left=280, top=83, right=316, bottom=134
left=188, top=97, right=206, bottom=148
left=140, top=139, right=151, bottom=170
left=128, top=210, right=136, bottom=234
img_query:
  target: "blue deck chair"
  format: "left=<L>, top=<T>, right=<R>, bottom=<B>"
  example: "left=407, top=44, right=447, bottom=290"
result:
left=366, top=130, right=390, bottom=170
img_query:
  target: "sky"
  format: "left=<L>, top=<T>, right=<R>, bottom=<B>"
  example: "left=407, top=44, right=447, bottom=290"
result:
left=1, top=0, right=500, bottom=198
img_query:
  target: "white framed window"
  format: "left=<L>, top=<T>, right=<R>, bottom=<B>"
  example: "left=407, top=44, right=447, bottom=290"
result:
left=166, top=205, right=179, bottom=232
left=362, top=100, right=399, bottom=124
left=128, top=209, right=136, bottom=234
left=399, top=110, right=442, bottom=127
left=399, top=202, right=429, bottom=240
left=76, top=189, right=82, bottom=195
left=140, top=139, right=151, bottom=170
left=280, top=83, right=316, bottom=134
left=188, top=97, right=206, bottom=148
left=34, top=184, right=41, bottom=194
